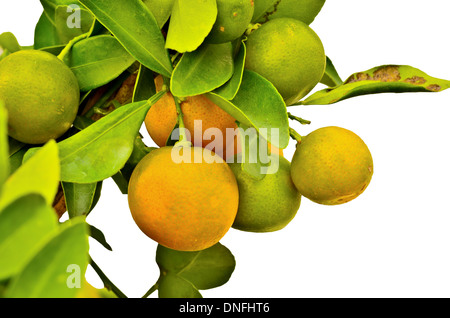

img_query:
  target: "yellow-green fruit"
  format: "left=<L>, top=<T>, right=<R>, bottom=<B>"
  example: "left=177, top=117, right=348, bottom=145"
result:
left=206, top=0, right=255, bottom=44
left=0, top=50, right=79, bottom=144
left=228, top=155, right=301, bottom=232
left=256, top=0, right=326, bottom=25
left=245, top=18, right=326, bottom=105
left=291, top=126, right=374, bottom=205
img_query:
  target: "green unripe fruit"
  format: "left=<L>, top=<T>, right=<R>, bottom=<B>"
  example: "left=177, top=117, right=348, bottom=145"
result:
left=206, top=0, right=255, bottom=44
left=0, top=50, right=79, bottom=144
left=228, top=155, right=301, bottom=232
left=245, top=18, right=326, bottom=105
left=255, top=0, right=326, bottom=25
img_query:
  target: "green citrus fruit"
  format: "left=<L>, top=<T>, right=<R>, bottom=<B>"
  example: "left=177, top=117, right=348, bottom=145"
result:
left=245, top=17, right=326, bottom=105
left=205, top=0, right=255, bottom=44
left=291, top=126, right=374, bottom=205
left=255, top=0, right=326, bottom=25
left=228, top=155, right=301, bottom=232
left=0, top=50, right=79, bottom=144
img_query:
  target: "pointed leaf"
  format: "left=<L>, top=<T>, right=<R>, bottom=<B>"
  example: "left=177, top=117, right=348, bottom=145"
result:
left=88, top=224, right=112, bottom=251
left=0, top=194, right=58, bottom=280
left=206, top=70, right=290, bottom=149
left=79, top=0, right=173, bottom=77
left=214, top=41, right=247, bottom=100
left=0, top=141, right=60, bottom=212
left=23, top=92, right=164, bottom=184
left=171, top=42, right=234, bottom=97
left=300, top=65, right=450, bottom=105
left=320, top=56, right=343, bottom=87
left=64, top=35, right=136, bottom=91
left=5, top=217, right=89, bottom=298
left=165, top=0, right=217, bottom=53
left=62, top=182, right=99, bottom=218
left=133, top=64, right=157, bottom=103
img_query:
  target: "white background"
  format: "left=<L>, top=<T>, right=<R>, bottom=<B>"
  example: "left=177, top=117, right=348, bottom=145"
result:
left=1, top=1, right=450, bottom=298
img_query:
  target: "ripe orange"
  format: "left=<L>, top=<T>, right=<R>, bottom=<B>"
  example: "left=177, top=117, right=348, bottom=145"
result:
left=127, top=146, right=239, bottom=251
left=290, top=126, right=374, bottom=205
left=0, top=50, right=79, bottom=144
left=144, top=75, right=238, bottom=158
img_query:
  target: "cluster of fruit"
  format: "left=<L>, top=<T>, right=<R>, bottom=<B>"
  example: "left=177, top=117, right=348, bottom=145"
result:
left=0, top=0, right=374, bottom=254
left=1, top=0, right=447, bottom=298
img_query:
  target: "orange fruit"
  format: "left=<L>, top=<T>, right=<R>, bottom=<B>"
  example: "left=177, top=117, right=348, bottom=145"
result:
left=127, top=146, right=239, bottom=251
left=144, top=75, right=238, bottom=158
left=0, top=50, right=79, bottom=144
left=290, top=126, right=374, bottom=205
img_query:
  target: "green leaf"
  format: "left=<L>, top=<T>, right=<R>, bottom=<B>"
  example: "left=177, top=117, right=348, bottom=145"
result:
left=235, top=122, right=273, bottom=181
left=0, top=32, right=21, bottom=53
left=62, top=182, right=100, bottom=218
left=120, top=136, right=156, bottom=183
left=64, top=35, right=136, bottom=91
left=158, top=273, right=203, bottom=298
left=7, top=137, right=25, bottom=157
left=206, top=70, right=290, bottom=149
left=300, top=65, right=450, bottom=105
left=133, top=64, right=157, bottom=103
left=320, top=56, right=343, bottom=87
left=0, top=101, right=9, bottom=192
left=143, top=0, right=175, bottom=28
left=34, top=12, right=60, bottom=49
left=89, top=224, right=112, bottom=251
left=24, top=92, right=165, bottom=184
left=0, top=140, right=60, bottom=212
left=165, top=0, right=217, bottom=53
left=171, top=42, right=234, bottom=97
left=8, top=147, right=28, bottom=177
left=0, top=194, right=58, bottom=280
left=79, top=0, right=173, bottom=77
left=156, top=242, right=235, bottom=291
left=214, top=40, right=247, bottom=100
left=55, top=5, right=95, bottom=44
left=5, top=217, right=89, bottom=298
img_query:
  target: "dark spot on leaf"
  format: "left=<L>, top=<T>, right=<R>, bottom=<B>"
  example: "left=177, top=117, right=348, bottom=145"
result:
left=427, top=84, right=441, bottom=92
left=372, top=65, right=401, bottom=82
left=404, top=76, right=427, bottom=85
left=344, top=72, right=372, bottom=84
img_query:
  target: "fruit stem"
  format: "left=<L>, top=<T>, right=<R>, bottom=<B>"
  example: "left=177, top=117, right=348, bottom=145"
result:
left=90, top=257, right=128, bottom=298
left=141, top=281, right=159, bottom=298
left=245, top=23, right=261, bottom=36
left=288, top=112, right=311, bottom=125
left=57, top=32, right=89, bottom=61
left=289, top=127, right=303, bottom=143
left=161, top=76, right=192, bottom=148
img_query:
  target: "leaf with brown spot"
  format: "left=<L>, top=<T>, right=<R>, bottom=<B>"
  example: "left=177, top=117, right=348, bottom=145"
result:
left=297, top=65, right=450, bottom=105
